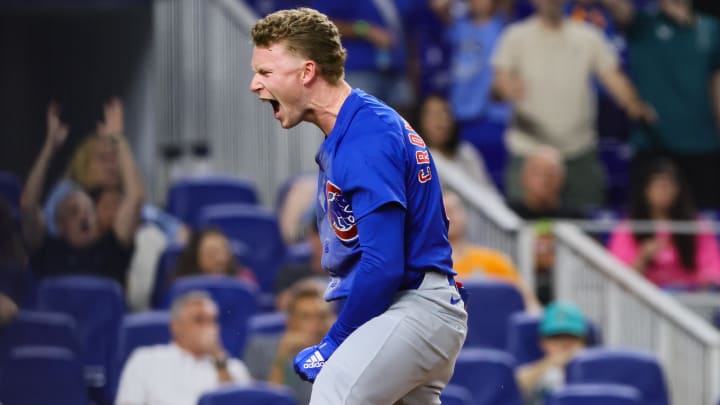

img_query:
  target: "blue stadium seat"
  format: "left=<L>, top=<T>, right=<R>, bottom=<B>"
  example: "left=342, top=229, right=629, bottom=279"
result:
left=198, top=204, right=287, bottom=294
left=150, top=244, right=185, bottom=308
left=439, top=384, right=473, bottom=405
left=547, top=383, right=643, bottom=405
left=505, top=312, right=544, bottom=366
left=462, top=280, right=524, bottom=348
left=506, top=313, right=603, bottom=366
left=36, top=276, right=126, bottom=397
left=248, top=311, right=287, bottom=336
left=449, top=348, right=523, bottom=405
left=599, top=139, right=632, bottom=209
left=0, top=171, right=21, bottom=215
left=0, top=310, right=80, bottom=358
left=167, top=176, right=259, bottom=225
left=566, top=348, right=669, bottom=405
left=164, top=275, right=258, bottom=358
left=0, top=346, right=88, bottom=405
left=198, top=384, right=297, bottom=405
left=109, top=311, right=171, bottom=401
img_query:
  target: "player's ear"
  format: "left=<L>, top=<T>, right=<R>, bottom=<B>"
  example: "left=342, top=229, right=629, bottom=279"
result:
left=301, top=60, right=317, bottom=84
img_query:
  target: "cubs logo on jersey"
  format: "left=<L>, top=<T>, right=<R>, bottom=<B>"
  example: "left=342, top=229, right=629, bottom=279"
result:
left=326, top=181, right=358, bottom=242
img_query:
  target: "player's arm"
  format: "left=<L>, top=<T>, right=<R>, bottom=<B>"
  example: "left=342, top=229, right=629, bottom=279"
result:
left=294, top=204, right=405, bottom=382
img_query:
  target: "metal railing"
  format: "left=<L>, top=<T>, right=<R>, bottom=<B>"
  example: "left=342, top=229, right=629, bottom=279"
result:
left=554, top=222, right=720, bottom=405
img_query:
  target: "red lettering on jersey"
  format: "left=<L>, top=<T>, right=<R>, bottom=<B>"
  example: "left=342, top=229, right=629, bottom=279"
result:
left=416, top=150, right=430, bottom=165
left=418, top=167, right=432, bottom=183
left=408, top=133, right=426, bottom=148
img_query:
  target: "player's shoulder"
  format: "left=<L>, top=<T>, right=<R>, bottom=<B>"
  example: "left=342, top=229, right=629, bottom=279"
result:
left=343, top=92, right=407, bottom=149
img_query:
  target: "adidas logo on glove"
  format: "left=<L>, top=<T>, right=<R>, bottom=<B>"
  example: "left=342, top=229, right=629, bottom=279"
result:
left=303, top=351, right=325, bottom=369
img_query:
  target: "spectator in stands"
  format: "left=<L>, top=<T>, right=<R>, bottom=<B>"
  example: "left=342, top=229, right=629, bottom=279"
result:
left=435, top=0, right=512, bottom=188
left=311, top=1, right=417, bottom=112
left=116, top=291, right=252, bottom=405
left=421, top=95, right=502, bottom=199
left=274, top=219, right=327, bottom=311
left=277, top=173, right=317, bottom=245
left=173, top=227, right=257, bottom=286
left=244, top=286, right=334, bottom=405
left=61, top=98, right=188, bottom=245
left=492, top=0, right=655, bottom=211
left=516, top=301, right=588, bottom=405
left=509, top=146, right=584, bottom=220
left=607, top=158, right=720, bottom=289
left=444, top=191, right=540, bottom=311
left=21, top=102, right=142, bottom=288
left=609, top=0, right=720, bottom=209
left=0, top=198, right=23, bottom=325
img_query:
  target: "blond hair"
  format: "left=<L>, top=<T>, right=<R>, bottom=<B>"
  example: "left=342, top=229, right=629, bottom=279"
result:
left=65, top=135, right=99, bottom=189
left=251, top=8, right=347, bottom=84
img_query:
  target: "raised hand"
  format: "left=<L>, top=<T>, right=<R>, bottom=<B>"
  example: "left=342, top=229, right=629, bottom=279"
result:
left=45, top=102, right=69, bottom=150
left=97, top=97, right=124, bottom=137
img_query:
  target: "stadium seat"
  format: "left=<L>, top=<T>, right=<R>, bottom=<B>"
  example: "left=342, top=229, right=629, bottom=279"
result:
left=164, top=275, right=258, bottom=358
left=462, top=280, right=524, bottom=348
left=197, top=384, right=297, bottom=405
left=150, top=244, right=185, bottom=308
left=449, top=348, right=523, bottom=405
left=599, top=139, right=632, bottom=209
left=547, top=383, right=643, bottom=405
left=439, top=384, right=473, bottom=405
left=109, top=311, right=171, bottom=400
left=0, top=346, right=88, bottom=405
left=505, top=312, right=544, bottom=366
left=197, top=204, right=287, bottom=294
left=167, top=176, right=259, bottom=225
left=0, top=310, right=80, bottom=358
left=0, top=171, right=21, bottom=214
left=566, top=348, right=669, bottom=405
left=36, top=276, right=126, bottom=396
left=506, top=313, right=603, bottom=366
left=248, top=311, right=287, bottom=336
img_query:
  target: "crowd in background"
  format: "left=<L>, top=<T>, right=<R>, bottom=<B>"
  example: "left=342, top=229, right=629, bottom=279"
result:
left=0, top=0, right=719, bottom=404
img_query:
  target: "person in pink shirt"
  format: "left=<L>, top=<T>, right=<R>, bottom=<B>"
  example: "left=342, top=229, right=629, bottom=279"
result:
left=608, top=158, right=720, bottom=289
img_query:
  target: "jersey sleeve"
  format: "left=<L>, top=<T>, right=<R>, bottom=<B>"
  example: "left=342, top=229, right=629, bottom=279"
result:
left=336, top=121, right=408, bottom=221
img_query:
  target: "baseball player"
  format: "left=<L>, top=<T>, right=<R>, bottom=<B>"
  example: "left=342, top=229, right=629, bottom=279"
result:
left=250, top=8, right=468, bottom=404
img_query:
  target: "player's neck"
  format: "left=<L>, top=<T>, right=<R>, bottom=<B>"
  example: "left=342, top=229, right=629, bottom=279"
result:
left=307, top=81, right=353, bottom=136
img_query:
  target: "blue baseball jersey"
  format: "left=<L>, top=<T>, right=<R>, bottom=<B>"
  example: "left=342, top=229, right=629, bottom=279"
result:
left=315, top=89, right=454, bottom=301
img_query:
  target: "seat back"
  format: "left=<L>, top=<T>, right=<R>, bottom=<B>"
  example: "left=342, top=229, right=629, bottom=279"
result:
left=37, top=276, right=126, bottom=390
left=449, top=348, right=523, bottom=405
left=566, top=348, right=669, bottom=405
left=0, top=346, right=88, bottom=405
left=167, top=176, right=258, bottom=225
left=197, top=384, right=297, bottom=405
left=165, top=275, right=258, bottom=358
left=547, top=383, right=643, bottom=405
left=0, top=310, right=80, bottom=358
left=462, top=280, right=524, bottom=348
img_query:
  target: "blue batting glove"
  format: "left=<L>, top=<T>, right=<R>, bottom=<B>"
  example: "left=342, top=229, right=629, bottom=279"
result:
left=293, top=336, right=339, bottom=382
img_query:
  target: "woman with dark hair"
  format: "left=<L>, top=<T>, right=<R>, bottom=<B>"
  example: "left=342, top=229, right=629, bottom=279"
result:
left=419, top=95, right=501, bottom=199
left=607, top=158, right=720, bottom=288
left=173, top=227, right=256, bottom=286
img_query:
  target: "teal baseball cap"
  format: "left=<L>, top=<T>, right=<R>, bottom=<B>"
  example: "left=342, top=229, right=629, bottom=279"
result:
left=540, top=301, right=588, bottom=338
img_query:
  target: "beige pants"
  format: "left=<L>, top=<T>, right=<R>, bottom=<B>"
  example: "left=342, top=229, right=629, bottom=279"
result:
left=310, top=272, right=468, bottom=405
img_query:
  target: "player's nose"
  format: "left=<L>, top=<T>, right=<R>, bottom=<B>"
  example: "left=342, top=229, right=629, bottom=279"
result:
left=249, top=74, right=262, bottom=93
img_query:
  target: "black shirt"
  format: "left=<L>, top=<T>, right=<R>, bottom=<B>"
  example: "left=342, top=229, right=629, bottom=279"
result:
left=30, top=232, right=133, bottom=288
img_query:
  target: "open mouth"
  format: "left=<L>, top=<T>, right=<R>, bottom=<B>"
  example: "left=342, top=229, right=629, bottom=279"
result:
left=266, top=99, right=280, bottom=114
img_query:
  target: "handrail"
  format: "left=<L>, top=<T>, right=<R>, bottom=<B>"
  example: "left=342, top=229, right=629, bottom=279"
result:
left=554, top=222, right=720, bottom=346
left=433, top=157, right=522, bottom=232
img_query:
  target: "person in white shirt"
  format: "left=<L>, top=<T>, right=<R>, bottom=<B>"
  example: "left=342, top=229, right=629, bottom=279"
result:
left=115, top=291, right=252, bottom=405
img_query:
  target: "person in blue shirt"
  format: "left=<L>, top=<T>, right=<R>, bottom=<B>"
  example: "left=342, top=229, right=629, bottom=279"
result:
left=250, top=8, right=468, bottom=404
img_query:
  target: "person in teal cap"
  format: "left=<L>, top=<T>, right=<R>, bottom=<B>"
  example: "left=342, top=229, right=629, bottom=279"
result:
left=516, top=301, right=589, bottom=405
